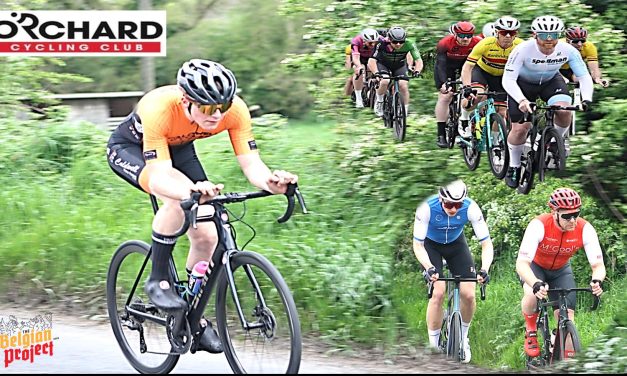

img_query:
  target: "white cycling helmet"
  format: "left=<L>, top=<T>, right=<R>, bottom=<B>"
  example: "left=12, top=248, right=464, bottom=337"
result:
left=482, top=22, right=495, bottom=37
left=531, top=15, right=565, bottom=33
left=439, top=179, right=467, bottom=203
left=361, top=28, right=379, bottom=42
left=494, top=16, right=520, bottom=31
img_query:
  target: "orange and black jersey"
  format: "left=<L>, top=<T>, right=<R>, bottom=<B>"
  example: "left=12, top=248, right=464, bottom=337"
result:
left=111, top=85, right=258, bottom=164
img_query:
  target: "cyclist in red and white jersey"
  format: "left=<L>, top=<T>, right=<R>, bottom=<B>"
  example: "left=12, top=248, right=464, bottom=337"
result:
left=515, top=187, right=605, bottom=358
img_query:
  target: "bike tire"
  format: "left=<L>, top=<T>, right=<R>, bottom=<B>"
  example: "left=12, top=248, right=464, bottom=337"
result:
left=393, top=92, right=406, bottom=142
left=552, top=321, right=581, bottom=362
left=517, top=149, right=535, bottom=195
left=438, top=307, right=449, bottom=352
left=526, top=318, right=550, bottom=369
left=106, top=240, right=180, bottom=374
left=447, top=311, right=463, bottom=362
left=487, top=113, right=510, bottom=179
left=369, top=82, right=377, bottom=109
left=383, top=94, right=393, bottom=128
left=215, top=251, right=302, bottom=374
left=445, top=102, right=458, bottom=149
left=461, top=137, right=481, bottom=171
left=539, top=127, right=566, bottom=182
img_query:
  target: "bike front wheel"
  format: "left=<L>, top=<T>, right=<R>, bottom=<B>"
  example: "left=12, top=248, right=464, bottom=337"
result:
left=106, top=240, right=180, bottom=374
left=552, top=321, right=582, bottom=362
left=487, top=113, right=510, bottom=179
left=518, top=148, right=536, bottom=195
left=215, top=251, right=302, bottom=374
left=393, top=92, right=406, bottom=142
left=447, top=311, right=463, bottom=362
left=539, top=127, right=566, bottom=182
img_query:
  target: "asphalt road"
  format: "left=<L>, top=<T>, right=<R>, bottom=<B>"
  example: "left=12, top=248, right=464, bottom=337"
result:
left=0, top=304, right=490, bottom=374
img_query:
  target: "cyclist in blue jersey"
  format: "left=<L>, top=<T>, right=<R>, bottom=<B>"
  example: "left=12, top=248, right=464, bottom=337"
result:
left=502, top=15, right=594, bottom=189
left=412, top=180, right=494, bottom=363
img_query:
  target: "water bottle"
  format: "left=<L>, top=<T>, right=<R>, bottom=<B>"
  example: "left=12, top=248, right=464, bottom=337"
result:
left=187, top=261, right=209, bottom=300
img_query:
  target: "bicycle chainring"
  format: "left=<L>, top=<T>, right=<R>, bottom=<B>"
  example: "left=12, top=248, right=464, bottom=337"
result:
left=166, top=313, right=192, bottom=354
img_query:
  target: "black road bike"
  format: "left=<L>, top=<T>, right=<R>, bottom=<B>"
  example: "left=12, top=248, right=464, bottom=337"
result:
left=443, top=78, right=463, bottom=149
left=517, top=103, right=580, bottom=195
left=425, top=266, right=486, bottom=363
left=377, top=71, right=419, bottom=142
left=526, top=286, right=600, bottom=370
left=107, top=184, right=308, bottom=374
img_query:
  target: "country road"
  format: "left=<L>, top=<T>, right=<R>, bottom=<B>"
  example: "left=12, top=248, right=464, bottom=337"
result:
left=0, top=304, right=492, bottom=374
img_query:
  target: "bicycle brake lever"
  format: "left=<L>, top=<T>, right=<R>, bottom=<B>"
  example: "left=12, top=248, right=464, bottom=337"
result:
left=295, top=187, right=308, bottom=214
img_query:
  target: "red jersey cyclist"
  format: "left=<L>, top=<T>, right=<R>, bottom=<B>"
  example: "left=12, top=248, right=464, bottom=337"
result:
left=515, top=188, right=605, bottom=358
left=434, top=21, right=481, bottom=148
left=106, top=59, right=298, bottom=354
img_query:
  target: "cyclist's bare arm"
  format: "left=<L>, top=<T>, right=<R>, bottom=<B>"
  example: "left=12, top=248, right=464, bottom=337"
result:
left=146, top=160, right=197, bottom=201
left=237, top=153, right=298, bottom=195
left=367, top=57, right=378, bottom=75
left=460, top=61, right=475, bottom=87
left=586, top=61, right=609, bottom=86
left=412, top=203, right=436, bottom=275
left=515, top=219, right=544, bottom=287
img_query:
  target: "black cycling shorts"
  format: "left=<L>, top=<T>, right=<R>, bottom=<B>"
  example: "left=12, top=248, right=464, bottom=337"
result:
left=424, top=234, right=476, bottom=279
left=376, top=61, right=408, bottom=77
left=470, top=65, right=507, bottom=105
left=507, top=74, right=570, bottom=123
left=107, top=115, right=208, bottom=193
left=519, top=262, right=577, bottom=311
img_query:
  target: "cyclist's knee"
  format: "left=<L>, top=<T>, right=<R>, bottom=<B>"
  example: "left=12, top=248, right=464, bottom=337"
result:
left=188, top=222, right=218, bottom=248
left=430, top=289, right=446, bottom=305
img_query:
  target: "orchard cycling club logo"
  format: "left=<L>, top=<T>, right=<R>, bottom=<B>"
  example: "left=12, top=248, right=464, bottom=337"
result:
left=0, top=10, right=166, bottom=56
left=0, top=312, right=55, bottom=368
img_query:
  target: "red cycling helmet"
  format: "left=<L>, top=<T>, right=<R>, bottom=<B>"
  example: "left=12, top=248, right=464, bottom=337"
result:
left=452, top=21, right=475, bottom=35
left=565, top=26, right=588, bottom=40
left=548, top=188, right=582, bottom=210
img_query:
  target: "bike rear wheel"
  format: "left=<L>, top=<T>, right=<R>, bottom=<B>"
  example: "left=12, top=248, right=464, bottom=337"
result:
left=215, top=251, right=302, bottom=374
left=538, top=127, right=566, bottom=182
left=393, top=92, right=406, bottom=142
left=518, top=148, right=536, bottom=195
left=106, top=240, right=180, bottom=374
left=445, top=101, right=458, bottom=149
left=487, top=113, right=509, bottom=179
left=461, top=133, right=481, bottom=170
left=552, top=321, right=581, bottom=362
left=447, top=311, right=463, bottom=362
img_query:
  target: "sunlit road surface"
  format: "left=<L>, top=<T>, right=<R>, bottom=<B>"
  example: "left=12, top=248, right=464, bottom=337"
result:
left=1, top=305, right=488, bottom=374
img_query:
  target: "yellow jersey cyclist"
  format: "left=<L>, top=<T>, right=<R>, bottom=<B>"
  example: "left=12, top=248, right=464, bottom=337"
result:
left=349, top=28, right=383, bottom=108
left=516, top=188, right=605, bottom=358
left=368, top=26, right=423, bottom=117
left=106, top=59, right=299, bottom=354
left=460, top=16, right=523, bottom=138
left=560, top=26, right=610, bottom=88
left=413, top=180, right=494, bottom=364
left=502, top=16, right=594, bottom=189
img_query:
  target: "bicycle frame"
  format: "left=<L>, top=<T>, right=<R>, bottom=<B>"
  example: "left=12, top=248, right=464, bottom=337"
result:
left=426, top=270, right=486, bottom=362
left=124, top=185, right=307, bottom=353
left=457, top=92, right=501, bottom=151
left=532, top=287, right=599, bottom=368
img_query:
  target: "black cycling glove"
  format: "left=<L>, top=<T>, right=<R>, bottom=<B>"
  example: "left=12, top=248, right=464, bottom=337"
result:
left=478, top=269, right=490, bottom=284
left=532, top=281, right=546, bottom=295
left=581, top=100, right=592, bottom=112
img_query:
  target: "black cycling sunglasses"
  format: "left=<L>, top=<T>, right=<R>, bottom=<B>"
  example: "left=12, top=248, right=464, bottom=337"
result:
left=390, top=40, right=405, bottom=45
left=559, top=211, right=581, bottom=221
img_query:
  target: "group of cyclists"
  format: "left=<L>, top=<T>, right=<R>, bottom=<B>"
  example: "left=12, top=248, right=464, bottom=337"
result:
left=102, top=12, right=610, bottom=368
left=413, top=180, right=605, bottom=363
left=345, top=15, right=610, bottom=190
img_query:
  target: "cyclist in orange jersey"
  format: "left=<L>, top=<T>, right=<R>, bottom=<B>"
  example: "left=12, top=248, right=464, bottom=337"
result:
left=515, top=188, right=605, bottom=358
left=106, top=59, right=298, bottom=354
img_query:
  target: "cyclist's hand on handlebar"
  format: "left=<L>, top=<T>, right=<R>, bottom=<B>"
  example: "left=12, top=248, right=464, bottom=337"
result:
left=267, top=170, right=299, bottom=194
left=581, top=100, right=592, bottom=112
left=532, top=281, right=548, bottom=300
left=440, top=83, right=452, bottom=94
left=193, top=181, right=224, bottom=199
left=423, top=266, right=439, bottom=283
left=594, top=77, right=609, bottom=88
left=590, top=279, right=603, bottom=296
left=353, top=65, right=363, bottom=76
left=461, top=85, right=475, bottom=99
left=477, top=269, right=490, bottom=284
left=519, top=99, right=534, bottom=114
